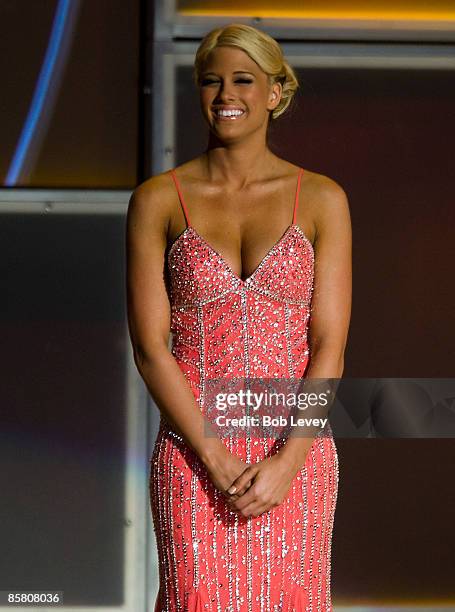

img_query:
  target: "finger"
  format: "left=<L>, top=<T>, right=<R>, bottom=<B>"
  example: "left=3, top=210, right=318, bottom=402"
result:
left=229, top=484, right=259, bottom=512
left=240, top=500, right=272, bottom=518
left=226, top=480, right=252, bottom=502
left=229, top=478, right=252, bottom=497
left=236, top=488, right=275, bottom=515
left=226, top=466, right=257, bottom=496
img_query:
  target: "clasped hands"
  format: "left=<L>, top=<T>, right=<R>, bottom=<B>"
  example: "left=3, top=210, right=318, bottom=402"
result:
left=205, top=445, right=303, bottom=519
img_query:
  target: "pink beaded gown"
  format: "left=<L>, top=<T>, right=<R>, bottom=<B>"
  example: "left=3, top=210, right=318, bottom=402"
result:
left=150, top=167, right=339, bottom=611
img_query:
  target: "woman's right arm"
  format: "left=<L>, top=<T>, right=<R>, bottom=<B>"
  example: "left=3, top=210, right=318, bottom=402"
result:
left=125, top=178, right=231, bottom=473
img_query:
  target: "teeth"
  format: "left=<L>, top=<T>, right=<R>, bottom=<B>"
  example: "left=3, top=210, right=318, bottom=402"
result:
left=216, top=109, right=244, bottom=117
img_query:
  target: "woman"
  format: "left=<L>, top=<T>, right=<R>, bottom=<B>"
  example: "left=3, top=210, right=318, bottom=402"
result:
left=126, top=23, right=351, bottom=612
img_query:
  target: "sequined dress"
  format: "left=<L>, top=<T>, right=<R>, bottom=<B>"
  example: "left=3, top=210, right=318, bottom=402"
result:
left=150, top=167, right=339, bottom=611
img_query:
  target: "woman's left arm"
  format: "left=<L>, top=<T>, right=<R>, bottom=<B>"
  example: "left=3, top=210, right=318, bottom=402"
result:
left=276, top=176, right=352, bottom=473
left=226, top=177, right=352, bottom=517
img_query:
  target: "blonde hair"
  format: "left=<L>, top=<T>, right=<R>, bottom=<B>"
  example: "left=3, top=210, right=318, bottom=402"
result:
left=193, top=23, right=299, bottom=121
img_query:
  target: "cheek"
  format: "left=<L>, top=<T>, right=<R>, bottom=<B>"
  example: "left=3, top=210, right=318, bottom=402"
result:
left=244, top=90, right=268, bottom=111
left=199, top=90, right=213, bottom=107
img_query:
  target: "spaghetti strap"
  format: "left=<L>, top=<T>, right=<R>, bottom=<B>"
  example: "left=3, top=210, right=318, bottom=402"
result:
left=292, top=167, right=304, bottom=225
left=169, top=168, right=192, bottom=228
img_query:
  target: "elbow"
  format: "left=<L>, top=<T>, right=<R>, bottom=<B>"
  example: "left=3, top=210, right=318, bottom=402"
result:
left=308, top=336, right=346, bottom=378
left=132, top=339, right=169, bottom=373
left=310, top=336, right=346, bottom=360
left=336, top=354, right=345, bottom=378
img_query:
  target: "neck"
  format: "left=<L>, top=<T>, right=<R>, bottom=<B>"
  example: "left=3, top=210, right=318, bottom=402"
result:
left=203, top=131, right=276, bottom=189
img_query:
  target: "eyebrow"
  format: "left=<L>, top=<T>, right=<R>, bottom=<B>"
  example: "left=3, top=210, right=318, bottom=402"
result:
left=201, top=70, right=255, bottom=76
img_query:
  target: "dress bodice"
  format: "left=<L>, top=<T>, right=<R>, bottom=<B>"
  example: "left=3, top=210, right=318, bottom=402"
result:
left=166, top=167, right=314, bottom=394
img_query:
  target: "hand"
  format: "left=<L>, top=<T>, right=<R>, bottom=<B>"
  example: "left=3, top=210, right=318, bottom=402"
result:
left=203, top=444, right=253, bottom=501
left=225, top=453, right=302, bottom=518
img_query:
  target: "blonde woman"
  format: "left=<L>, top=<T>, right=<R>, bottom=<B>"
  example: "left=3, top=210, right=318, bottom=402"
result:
left=127, top=23, right=351, bottom=611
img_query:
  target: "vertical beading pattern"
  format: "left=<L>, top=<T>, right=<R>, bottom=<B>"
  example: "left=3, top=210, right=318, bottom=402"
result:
left=150, top=189, right=339, bottom=610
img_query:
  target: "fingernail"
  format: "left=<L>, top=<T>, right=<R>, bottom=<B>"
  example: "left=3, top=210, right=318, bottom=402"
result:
left=227, top=486, right=237, bottom=494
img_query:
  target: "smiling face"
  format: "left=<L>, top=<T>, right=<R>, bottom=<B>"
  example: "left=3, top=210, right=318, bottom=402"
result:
left=198, top=45, right=282, bottom=142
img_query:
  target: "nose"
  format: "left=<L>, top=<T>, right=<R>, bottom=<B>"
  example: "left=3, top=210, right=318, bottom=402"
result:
left=215, top=80, right=236, bottom=102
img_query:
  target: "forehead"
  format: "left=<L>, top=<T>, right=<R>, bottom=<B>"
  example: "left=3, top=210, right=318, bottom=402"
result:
left=201, top=46, right=259, bottom=74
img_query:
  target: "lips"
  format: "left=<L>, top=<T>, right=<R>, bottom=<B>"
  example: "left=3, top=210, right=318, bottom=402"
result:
left=212, top=108, right=246, bottom=121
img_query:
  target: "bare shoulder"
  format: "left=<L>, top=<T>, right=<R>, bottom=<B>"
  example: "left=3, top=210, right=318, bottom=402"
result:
left=304, top=169, right=349, bottom=211
left=128, top=170, right=174, bottom=221
left=303, top=169, right=351, bottom=241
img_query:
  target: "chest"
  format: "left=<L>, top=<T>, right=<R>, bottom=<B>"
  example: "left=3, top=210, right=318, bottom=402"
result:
left=166, top=224, right=314, bottom=307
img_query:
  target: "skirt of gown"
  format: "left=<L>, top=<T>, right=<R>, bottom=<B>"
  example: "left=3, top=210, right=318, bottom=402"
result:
left=150, top=411, right=339, bottom=611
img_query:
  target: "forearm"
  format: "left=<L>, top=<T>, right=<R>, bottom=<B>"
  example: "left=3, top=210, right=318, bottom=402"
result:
left=278, top=344, right=344, bottom=473
left=135, top=344, right=226, bottom=467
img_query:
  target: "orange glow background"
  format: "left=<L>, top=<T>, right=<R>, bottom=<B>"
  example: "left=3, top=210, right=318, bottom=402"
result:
left=178, top=0, right=455, bottom=20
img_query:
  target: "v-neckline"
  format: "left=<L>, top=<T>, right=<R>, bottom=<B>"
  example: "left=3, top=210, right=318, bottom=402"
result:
left=167, top=223, right=313, bottom=286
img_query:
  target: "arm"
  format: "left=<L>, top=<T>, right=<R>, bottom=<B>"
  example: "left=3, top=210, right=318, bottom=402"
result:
left=277, top=177, right=352, bottom=472
left=126, top=180, right=228, bottom=468
left=225, top=177, right=352, bottom=516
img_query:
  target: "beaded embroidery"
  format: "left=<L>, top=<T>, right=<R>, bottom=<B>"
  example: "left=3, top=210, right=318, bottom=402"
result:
left=150, top=167, right=339, bottom=611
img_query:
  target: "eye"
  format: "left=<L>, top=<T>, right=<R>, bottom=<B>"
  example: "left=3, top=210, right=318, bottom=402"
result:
left=200, top=78, right=253, bottom=86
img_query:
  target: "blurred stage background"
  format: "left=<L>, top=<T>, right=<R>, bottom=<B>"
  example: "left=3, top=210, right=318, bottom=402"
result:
left=1, top=1, right=454, bottom=610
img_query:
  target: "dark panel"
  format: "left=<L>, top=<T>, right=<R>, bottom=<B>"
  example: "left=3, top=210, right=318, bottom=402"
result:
left=0, top=214, right=127, bottom=605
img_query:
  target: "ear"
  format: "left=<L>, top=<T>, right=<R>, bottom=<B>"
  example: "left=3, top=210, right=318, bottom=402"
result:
left=267, top=81, right=282, bottom=111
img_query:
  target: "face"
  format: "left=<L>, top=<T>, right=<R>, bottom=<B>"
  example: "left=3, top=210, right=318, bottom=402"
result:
left=198, top=45, right=281, bottom=141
